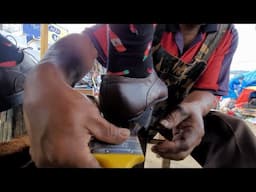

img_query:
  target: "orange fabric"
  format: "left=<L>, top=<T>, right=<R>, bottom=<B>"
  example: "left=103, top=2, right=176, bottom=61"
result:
left=235, top=86, right=256, bottom=107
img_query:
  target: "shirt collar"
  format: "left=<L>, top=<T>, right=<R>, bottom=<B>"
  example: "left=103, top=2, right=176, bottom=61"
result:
left=165, top=24, right=218, bottom=33
left=201, top=24, right=218, bottom=33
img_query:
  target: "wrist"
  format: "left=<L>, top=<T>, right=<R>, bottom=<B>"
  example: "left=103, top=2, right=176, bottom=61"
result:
left=179, top=101, right=206, bottom=116
left=181, top=91, right=215, bottom=116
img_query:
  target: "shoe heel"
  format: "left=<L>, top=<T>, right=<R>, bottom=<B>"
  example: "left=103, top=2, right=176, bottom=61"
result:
left=128, top=105, right=154, bottom=135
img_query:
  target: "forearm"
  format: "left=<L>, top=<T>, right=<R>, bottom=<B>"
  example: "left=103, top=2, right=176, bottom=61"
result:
left=40, top=33, right=97, bottom=86
left=180, top=90, right=216, bottom=116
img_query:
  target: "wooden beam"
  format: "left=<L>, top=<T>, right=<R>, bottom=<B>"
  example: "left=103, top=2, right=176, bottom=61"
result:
left=40, top=24, right=48, bottom=59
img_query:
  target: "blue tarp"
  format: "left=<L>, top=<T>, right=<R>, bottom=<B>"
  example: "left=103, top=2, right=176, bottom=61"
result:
left=22, top=24, right=40, bottom=42
left=241, top=70, right=256, bottom=87
left=224, top=70, right=256, bottom=99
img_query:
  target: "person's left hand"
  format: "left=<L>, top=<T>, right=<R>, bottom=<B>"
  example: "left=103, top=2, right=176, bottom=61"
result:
left=151, top=103, right=205, bottom=160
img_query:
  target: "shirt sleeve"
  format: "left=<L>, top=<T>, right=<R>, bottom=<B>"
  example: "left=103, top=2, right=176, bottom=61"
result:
left=83, top=24, right=108, bottom=67
left=193, top=24, right=239, bottom=96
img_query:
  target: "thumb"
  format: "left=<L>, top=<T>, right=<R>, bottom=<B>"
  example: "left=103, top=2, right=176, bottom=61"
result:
left=88, top=115, right=130, bottom=144
left=160, top=104, right=189, bottom=129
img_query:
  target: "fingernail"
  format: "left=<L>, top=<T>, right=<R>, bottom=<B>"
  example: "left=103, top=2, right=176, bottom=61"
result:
left=120, top=129, right=130, bottom=137
left=160, top=120, right=169, bottom=127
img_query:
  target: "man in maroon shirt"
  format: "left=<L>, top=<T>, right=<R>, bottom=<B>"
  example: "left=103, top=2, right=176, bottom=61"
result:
left=23, top=24, right=256, bottom=168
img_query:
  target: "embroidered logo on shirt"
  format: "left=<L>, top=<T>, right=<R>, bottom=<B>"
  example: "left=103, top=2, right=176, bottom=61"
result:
left=109, top=28, right=127, bottom=52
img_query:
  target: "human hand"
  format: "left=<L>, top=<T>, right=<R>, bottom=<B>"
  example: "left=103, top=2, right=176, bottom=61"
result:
left=23, top=66, right=130, bottom=168
left=151, top=103, right=205, bottom=160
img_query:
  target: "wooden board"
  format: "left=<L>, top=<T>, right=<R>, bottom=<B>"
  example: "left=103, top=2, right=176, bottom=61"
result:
left=0, top=105, right=26, bottom=143
left=74, top=88, right=94, bottom=96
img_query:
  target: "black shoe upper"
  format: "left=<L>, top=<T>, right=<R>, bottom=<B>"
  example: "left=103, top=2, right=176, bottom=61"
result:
left=99, top=70, right=168, bottom=129
left=0, top=49, right=38, bottom=111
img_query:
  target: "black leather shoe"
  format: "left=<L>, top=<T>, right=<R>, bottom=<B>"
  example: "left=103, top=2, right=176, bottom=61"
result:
left=0, top=49, right=37, bottom=112
left=99, top=70, right=168, bottom=133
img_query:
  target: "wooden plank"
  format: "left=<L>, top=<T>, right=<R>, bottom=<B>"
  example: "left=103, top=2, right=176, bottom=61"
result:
left=170, top=156, right=201, bottom=168
left=0, top=105, right=26, bottom=143
left=2, top=111, right=7, bottom=142
left=0, top=112, right=4, bottom=141
left=6, top=109, right=13, bottom=141
left=144, top=133, right=171, bottom=168
left=74, top=88, right=94, bottom=96
left=144, top=143, right=165, bottom=168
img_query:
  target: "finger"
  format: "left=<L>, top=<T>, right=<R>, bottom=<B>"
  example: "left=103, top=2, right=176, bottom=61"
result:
left=160, top=105, right=189, bottom=129
left=155, top=150, right=190, bottom=161
left=166, top=129, right=199, bottom=152
left=75, top=134, right=101, bottom=168
left=87, top=114, right=130, bottom=144
left=75, top=146, right=102, bottom=168
left=151, top=140, right=191, bottom=160
left=151, top=129, right=201, bottom=160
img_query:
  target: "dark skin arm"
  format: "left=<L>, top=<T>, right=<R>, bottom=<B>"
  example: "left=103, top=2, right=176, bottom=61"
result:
left=152, top=90, right=215, bottom=160
left=152, top=24, right=238, bottom=161
left=23, top=33, right=130, bottom=167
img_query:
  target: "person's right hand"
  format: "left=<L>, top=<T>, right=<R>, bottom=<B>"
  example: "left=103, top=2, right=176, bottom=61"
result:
left=23, top=64, right=130, bottom=168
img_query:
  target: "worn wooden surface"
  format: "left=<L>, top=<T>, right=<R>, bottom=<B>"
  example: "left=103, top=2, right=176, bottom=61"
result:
left=0, top=135, right=29, bottom=156
left=144, top=133, right=176, bottom=168
left=74, top=88, right=94, bottom=96
left=0, top=105, right=29, bottom=157
left=0, top=105, right=26, bottom=143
